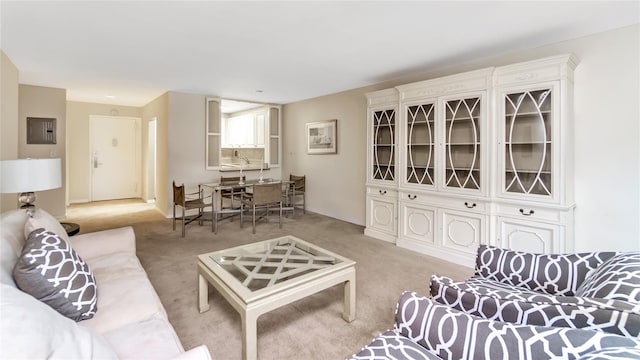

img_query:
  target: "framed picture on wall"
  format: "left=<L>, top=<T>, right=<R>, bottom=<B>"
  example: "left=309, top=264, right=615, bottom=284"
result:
left=306, top=119, right=337, bottom=154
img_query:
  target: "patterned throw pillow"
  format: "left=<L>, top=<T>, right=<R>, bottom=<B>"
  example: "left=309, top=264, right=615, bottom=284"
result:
left=474, top=245, right=616, bottom=296
left=13, top=229, right=97, bottom=321
left=576, top=252, right=640, bottom=303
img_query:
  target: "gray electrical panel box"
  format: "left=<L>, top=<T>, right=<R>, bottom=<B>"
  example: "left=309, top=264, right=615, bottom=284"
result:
left=27, top=117, right=56, bottom=144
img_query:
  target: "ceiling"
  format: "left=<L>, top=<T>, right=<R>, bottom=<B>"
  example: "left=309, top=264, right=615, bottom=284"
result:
left=2, top=1, right=638, bottom=107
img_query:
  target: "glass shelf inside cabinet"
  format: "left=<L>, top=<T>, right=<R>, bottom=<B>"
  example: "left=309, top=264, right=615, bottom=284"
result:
left=407, top=103, right=435, bottom=185
left=504, top=89, right=553, bottom=196
left=373, top=109, right=396, bottom=181
left=444, top=97, right=481, bottom=190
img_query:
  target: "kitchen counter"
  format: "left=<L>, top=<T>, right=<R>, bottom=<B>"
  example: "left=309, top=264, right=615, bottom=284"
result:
left=219, top=163, right=269, bottom=172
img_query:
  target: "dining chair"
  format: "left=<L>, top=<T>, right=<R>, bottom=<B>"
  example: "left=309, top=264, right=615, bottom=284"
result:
left=172, top=181, right=210, bottom=237
left=288, top=174, right=306, bottom=215
left=240, top=182, right=283, bottom=234
left=219, top=175, right=245, bottom=210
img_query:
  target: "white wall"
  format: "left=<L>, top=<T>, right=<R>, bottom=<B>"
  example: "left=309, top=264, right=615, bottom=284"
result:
left=1, top=51, right=20, bottom=213
left=17, top=85, right=67, bottom=218
left=282, top=24, right=640, bottom=252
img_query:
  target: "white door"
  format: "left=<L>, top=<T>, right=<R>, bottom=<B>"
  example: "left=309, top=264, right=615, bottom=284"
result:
left=498, top=217, right=560, bottom=253
left=441, top=209, right=485, bottom=255
left=399, top=202, right=436, bottom=246
left=366, top=196, right=396, bottom=240
left=90, top=116, right=141, bottom=201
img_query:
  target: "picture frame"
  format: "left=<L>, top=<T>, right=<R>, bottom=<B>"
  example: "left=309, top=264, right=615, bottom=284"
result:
left=306, top=119, right=337, bottom=154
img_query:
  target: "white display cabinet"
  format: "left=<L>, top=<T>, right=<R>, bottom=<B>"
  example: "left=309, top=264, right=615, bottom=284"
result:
left=492, top=54, right=578, bottom=253
left=365, top=89, right=399, bottom=243
left=395, top=69, right=492, bottom=265
left=365, top=55, right=578, bottom=267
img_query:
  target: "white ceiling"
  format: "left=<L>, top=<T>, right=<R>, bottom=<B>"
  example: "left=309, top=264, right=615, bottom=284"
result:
left=2, top=1, right=638, bottom=107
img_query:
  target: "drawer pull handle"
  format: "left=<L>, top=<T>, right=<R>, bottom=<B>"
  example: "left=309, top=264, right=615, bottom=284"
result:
left=464, top=202, right=476, bottom=209
left=520, top=209, right=535, bottom=216
left=379, top=190, right=387, bottom=195
left=408, top=194, right=417, bottom=200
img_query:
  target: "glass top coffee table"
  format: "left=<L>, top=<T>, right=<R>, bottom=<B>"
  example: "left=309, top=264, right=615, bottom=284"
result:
left=197, top=235, right=356, bottom=360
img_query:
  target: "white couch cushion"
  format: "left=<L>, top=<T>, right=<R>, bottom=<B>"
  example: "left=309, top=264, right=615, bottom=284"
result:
left=24, top=208, right=70, bottom=243
left=81, top=274, right=167, bottom=333
left=0, top=284, right=117, bottom=360
left=87, top=252, right=147, bottom=283
left=0, top=210, right=29, bottom=286
left=103, top=316, right=184, bottom=360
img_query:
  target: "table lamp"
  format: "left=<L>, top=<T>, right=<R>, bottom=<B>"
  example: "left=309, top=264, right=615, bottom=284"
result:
left=1, top=158, right=62, bottom=216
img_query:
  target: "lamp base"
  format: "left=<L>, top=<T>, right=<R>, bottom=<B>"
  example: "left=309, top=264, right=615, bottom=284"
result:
left=18, top=192, right=36, bottom=217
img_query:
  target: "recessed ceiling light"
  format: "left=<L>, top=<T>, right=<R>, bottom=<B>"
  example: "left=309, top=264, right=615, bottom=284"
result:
left=255, top=90, right=263, bottom=93
left=105, top=95, right=116, bottom=99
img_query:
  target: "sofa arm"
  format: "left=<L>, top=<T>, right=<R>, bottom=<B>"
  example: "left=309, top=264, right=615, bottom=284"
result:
left=171, top=345, right=212, bottom=360
left=69, top=227, right=136, bottom=260
left=394, top=291, right=640, bottom=359
left=473, top=245, right=616, bottom=296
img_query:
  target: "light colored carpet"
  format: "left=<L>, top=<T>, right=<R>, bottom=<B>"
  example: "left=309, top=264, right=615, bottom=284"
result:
left=65, top=199, right=474, bottom=360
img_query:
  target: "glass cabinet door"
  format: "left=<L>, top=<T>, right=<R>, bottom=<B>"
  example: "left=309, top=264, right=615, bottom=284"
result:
left=372, top=109, right=396, bottom=181
left=503, top=89, right=552, bottom=197
left=206, top=97, right=221, bottom=169
left=444, top=97, right=482, bottom=190
left=406, top=103, right=435, bottom=186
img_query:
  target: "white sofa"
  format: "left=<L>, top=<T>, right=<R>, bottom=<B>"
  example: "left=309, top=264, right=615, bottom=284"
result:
left=0, top=209, right=211, bottom=360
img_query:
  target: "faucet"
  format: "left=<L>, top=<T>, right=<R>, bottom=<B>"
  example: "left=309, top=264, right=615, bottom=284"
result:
left=239, top=155, right=250, bottom=165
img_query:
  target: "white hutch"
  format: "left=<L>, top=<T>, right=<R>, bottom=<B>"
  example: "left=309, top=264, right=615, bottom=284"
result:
left=365, top=54, right=578, bottom=267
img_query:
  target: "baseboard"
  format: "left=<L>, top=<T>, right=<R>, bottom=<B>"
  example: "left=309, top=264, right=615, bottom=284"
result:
left=364, top=228, right=397, bottom=244
left=69, top=198, right=89, bottom=204
left=397, top=240, right=475, bottom=268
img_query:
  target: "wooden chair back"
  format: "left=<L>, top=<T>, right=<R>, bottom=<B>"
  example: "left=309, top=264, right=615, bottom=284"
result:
left=290, top=174, right=305, bottom=192
left=173, top=181, right=185, bottom=205
left=252, top=182, right=282, bottom=206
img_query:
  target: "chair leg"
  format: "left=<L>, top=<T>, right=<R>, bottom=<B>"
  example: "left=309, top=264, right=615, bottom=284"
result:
left=302, top=193, right=305, bottom=214
left=181, top=208, right=186, bottom=237
left=292, top=189, right=296, bottom=217
left=212, top=206, right=217, bottom=234
left=252, top=205, right=256, bottom=234
left=240, top=203, right=244, bottom=228
left=173, top=204, right=176, bottom=231
left=279, top=203, right=282, bottom=229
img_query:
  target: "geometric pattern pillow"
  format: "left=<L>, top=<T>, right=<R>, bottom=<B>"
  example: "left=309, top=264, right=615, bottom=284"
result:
left=13, top=229, right=97, bottom=321
left=474, top=245, right=617, bottom=296
left=576, top=252, right=640, bottom=303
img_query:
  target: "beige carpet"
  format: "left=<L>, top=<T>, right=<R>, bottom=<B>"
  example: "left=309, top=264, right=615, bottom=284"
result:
left=65, top=199, right=474, bottom=360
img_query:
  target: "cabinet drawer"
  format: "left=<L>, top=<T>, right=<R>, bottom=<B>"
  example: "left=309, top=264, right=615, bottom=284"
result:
left=400, top=192, right=487, bottom=212
left=496, top=203, right=562, bottom=222
left=368, top=186, right=398, bottom=198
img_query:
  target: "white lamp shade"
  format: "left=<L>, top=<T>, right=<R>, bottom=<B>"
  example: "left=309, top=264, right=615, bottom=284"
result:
left=0, top=158, right=62, bottom=193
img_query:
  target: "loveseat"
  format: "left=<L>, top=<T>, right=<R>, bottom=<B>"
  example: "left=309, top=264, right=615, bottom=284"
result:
left=431, top=245, right=640, bottom=337
left=0, top=209, right=211, bottom=359
left=349, top=246, right=640, bottom=359
left=350, top=291, right=640, bottom=360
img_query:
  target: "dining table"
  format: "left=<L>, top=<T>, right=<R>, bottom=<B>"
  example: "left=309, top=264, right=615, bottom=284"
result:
left=200, top=178, right=294, bottom=233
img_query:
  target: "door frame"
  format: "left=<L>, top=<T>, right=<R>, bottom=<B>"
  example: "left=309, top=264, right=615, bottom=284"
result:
left=146, top=117, right=157, bottom=203
left=89, top=115, right=142, bottom=202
